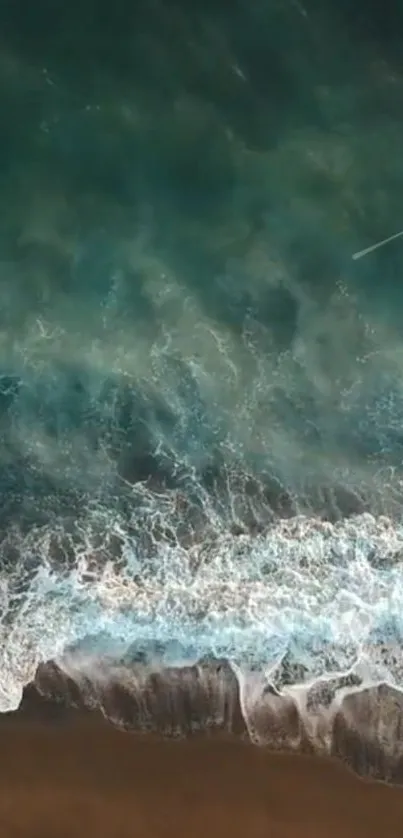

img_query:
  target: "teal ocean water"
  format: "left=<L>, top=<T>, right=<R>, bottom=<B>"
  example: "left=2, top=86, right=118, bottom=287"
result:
left=2, top=0, right=403, bottom=741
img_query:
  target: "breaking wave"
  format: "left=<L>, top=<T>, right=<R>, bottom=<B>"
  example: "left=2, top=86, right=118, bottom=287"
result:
left=3, top=502, right=403, bottom=714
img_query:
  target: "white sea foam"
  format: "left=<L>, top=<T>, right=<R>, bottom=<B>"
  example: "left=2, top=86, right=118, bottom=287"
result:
left=1, top=506, right=403, bottom=713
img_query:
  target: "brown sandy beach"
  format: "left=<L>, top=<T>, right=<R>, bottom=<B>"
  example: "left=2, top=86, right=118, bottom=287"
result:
left=1, top=710, right=403, bottom=837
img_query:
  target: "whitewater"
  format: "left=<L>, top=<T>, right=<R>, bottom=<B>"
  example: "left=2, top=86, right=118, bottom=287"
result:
left=3, top=499, right=403, bottom=720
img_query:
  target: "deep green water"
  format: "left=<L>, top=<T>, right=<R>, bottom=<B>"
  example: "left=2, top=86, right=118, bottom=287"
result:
left=2, top=0, right=403, bottom=500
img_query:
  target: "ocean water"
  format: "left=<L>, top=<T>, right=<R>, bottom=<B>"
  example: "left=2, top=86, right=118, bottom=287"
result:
left=1, top=0, right=403, bottom=739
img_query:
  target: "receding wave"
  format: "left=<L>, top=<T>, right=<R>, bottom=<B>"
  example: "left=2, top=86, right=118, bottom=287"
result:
left=4, top=494, right=403, bottom=770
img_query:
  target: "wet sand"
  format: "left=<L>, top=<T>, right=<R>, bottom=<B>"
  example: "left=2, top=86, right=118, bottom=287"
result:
left=1, top=716, right=403, bottom=838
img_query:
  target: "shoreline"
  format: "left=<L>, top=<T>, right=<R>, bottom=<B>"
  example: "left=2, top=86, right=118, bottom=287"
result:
left=1, top=664, right=403, bottom=835
left=8, top=658, right=403, bottom=783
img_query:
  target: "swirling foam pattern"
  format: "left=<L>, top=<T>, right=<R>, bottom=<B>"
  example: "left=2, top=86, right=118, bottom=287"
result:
left=2, top=502, right=403, bottom=714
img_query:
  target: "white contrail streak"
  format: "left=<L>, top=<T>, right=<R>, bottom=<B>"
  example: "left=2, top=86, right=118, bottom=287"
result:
left=352, top=229, right=403, bottom=260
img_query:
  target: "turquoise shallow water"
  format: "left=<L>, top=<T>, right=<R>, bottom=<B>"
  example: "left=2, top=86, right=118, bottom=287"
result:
left=1, top=0, right=403, bottom=712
